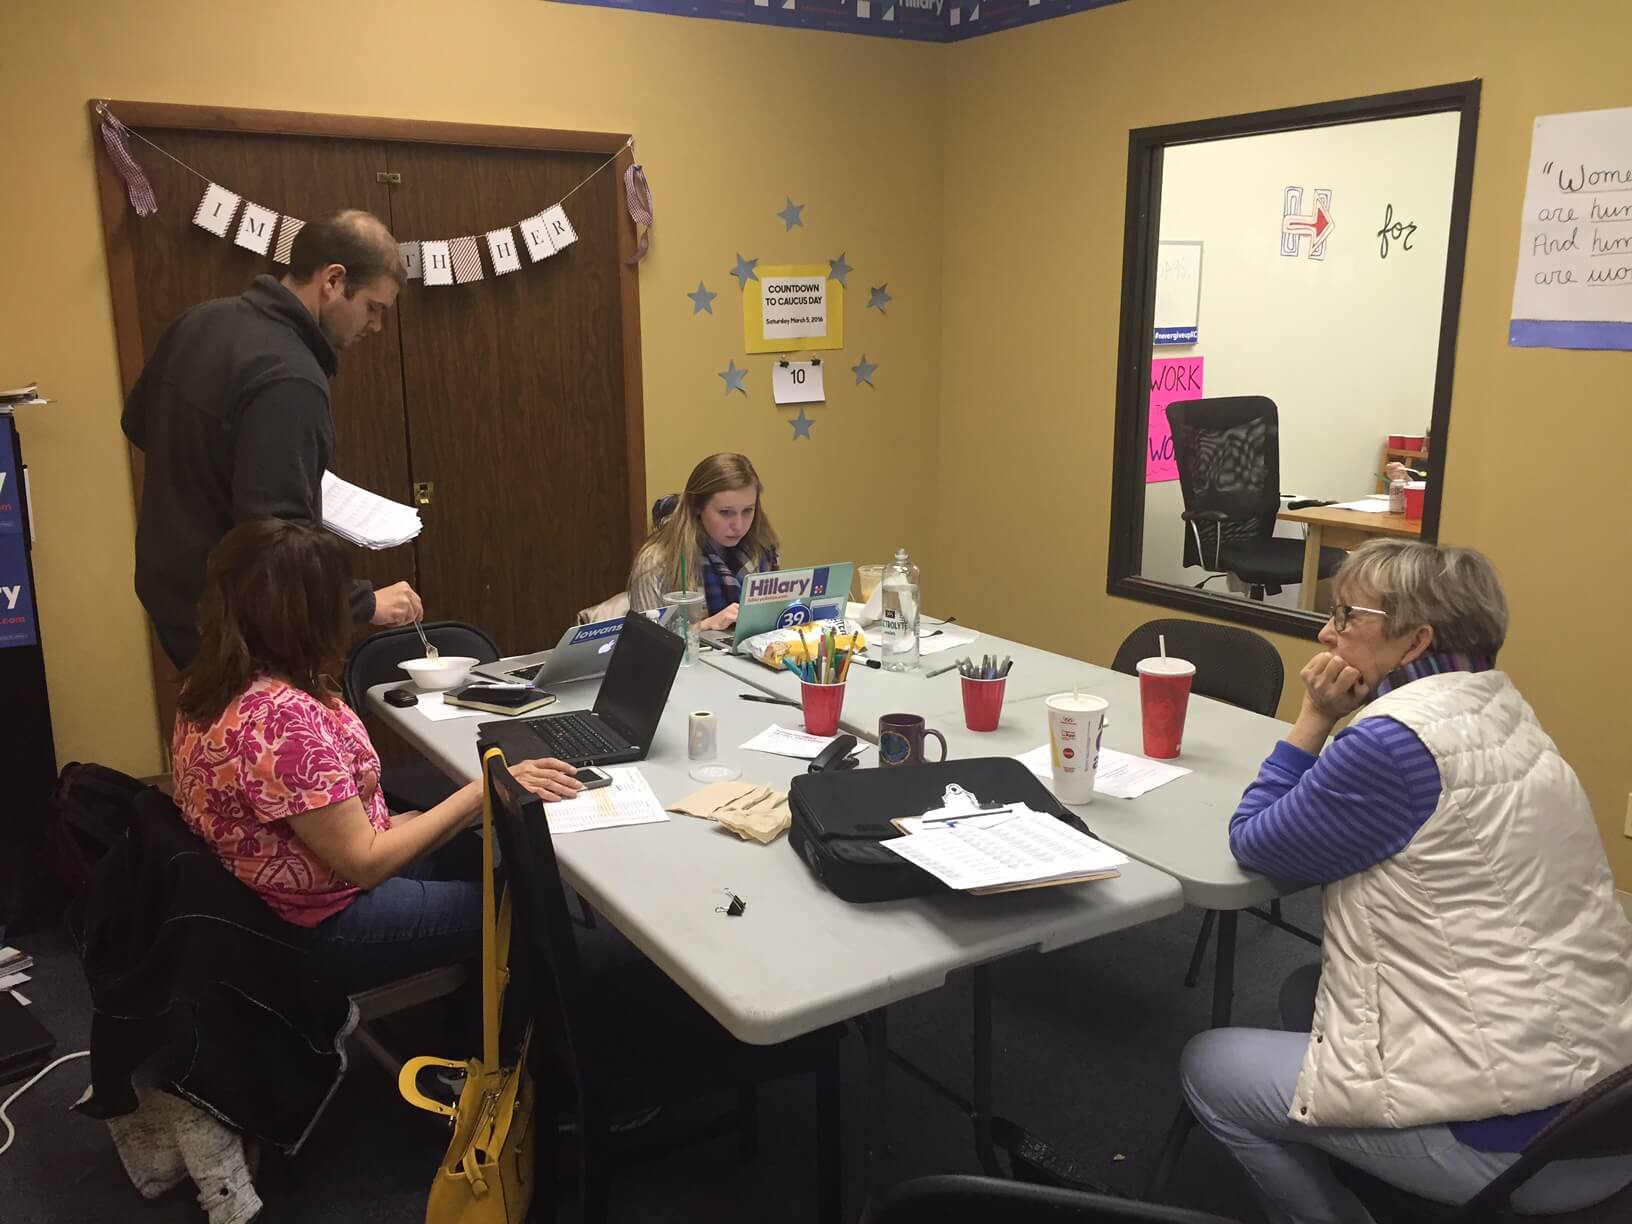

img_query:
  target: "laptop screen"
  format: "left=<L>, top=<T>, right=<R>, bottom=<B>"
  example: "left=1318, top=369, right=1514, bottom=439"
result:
left=593, top=611, right=684, bottom=746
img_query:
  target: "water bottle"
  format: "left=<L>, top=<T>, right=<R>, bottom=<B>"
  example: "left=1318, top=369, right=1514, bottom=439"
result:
left=880, top=547, right=921, bottom=672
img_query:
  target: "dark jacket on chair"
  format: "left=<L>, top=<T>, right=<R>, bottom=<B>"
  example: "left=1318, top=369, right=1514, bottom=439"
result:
left=69, top=785, right=356, bottom=1153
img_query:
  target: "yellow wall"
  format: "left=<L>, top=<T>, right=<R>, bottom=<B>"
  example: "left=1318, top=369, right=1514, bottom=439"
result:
left=7, top=0, right=1631, bottom=886
left=0, top=1, right=946, bottom=774
left=939, top=0, right=1632, bottom=884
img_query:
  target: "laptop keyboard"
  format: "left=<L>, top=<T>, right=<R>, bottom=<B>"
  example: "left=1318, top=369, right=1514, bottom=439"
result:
left=524, top=714, right=624, bottom=760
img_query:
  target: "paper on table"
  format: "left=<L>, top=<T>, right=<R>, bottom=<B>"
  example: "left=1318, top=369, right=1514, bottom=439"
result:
left=1328, top=498, right=1395, bottom=514
left=918, top=623, right=979, bottom=657
left=413, top=692, right=493, bottom=722
left=321, top=471, right=423, bottom=549
left=0, top=972, right=30, bottom=992
left=9, top=991, right=29, bottom=1006
left=543, top=767, right=669, bottom=835
left=1016, top=744, right=1191, bottom=799
left=740, top=724, right=872, bottom=761
left=881, top=810, right=1129, bottom=892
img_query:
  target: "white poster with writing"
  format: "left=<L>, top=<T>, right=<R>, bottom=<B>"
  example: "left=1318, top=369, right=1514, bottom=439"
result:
left=1510, top=106, right=1632, bottom=350
left=772, top=360, right=825, bottom=404
left=761, top=275, right=829, bottom=341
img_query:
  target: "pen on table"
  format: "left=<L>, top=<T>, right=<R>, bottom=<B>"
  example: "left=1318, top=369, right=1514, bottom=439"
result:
left=926, top=660, right=962, bottom=679
left=740, top=693, right=802, bottom=708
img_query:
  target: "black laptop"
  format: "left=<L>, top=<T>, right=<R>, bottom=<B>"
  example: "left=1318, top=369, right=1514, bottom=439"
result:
left=479, top=610, right=684, bottom=767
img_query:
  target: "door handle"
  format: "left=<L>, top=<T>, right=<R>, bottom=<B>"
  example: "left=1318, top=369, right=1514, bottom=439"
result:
left=414, top=481, right=434, bottom=507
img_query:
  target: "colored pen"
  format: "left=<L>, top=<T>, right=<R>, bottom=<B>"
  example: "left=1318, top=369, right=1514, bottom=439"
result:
left=926, top=661, right=961, bottom=679
left=740, top=693, right=802, bottom=708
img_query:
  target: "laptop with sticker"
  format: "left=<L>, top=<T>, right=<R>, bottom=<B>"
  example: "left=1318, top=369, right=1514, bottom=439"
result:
left=702, top=562, right=854, bottom=652
left=476, top=609, right=671, bottom=688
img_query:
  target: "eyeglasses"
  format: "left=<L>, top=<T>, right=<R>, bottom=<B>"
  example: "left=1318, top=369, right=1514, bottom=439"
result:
left=1331, top=604, right=1388, bottom=632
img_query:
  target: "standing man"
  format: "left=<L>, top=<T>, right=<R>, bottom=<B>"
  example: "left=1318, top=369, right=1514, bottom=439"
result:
left=124, top=209, right=423, bottom=669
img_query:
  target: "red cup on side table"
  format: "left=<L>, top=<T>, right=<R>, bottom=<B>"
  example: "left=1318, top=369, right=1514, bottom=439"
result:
left=1403, top=481, right=1426, bottom=522
left=1138, top=657, right=1196, bottom=759
left=960, top=675, right=1007, bottom=732
left=800, top=680, right=847, bottom=738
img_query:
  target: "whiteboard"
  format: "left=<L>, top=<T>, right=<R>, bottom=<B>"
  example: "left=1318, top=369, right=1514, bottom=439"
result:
left=1154, top=240, right=1202, bottom=345
left=1510, top=106, right=1632, bottom=347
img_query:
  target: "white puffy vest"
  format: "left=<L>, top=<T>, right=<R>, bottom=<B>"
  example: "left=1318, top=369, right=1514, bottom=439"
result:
left=1291, top=670, right=1632, bottom=1130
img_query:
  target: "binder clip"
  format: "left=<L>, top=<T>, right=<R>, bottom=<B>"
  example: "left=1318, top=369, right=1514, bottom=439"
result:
left=716, top=888, right=747, bottom=917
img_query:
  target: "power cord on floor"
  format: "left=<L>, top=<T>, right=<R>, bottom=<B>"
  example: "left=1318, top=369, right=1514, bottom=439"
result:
left=0, top=1051, right=90, bottom=1157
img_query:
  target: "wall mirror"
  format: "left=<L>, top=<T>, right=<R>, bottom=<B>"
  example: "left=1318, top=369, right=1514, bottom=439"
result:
left=1106, top=82, right=1481, bottom=637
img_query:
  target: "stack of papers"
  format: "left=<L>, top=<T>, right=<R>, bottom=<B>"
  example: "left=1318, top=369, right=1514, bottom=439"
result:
left=320, top=471, right=423, bottom=550
left=740, top=724, right=872, bottom=761
left=1016, top=744, right=1191, bottom=800
left=542, top=767, right=670, bottom=836
left=0, top=945, right=34, bottom=999
left=0, top=383, right=48, bottom=409
left=1329, top=497, right=1395, bottom=514
left=881, top=809, right=1128, bottom=894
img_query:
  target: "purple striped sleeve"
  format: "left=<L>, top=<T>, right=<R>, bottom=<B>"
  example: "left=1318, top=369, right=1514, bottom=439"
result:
left=1228, top=718, right=1441, bottom=885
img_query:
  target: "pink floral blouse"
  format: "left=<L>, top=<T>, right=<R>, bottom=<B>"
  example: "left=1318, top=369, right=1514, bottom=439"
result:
left=171, top=676, right=391, bottom=927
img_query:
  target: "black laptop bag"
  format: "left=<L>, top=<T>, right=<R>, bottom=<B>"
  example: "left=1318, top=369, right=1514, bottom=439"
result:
left=788, top=758, right=1093, bottom=904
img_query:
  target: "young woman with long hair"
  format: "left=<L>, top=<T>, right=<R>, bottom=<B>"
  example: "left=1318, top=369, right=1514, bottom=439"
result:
left=626, top=453, right=780, bottom=632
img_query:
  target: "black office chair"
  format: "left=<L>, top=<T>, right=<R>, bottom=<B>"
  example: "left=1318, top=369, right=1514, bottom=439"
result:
left=1167, top=397, right=1345, bottom=600
left=861, top=1174, right=1241, bottom=1223
left=1331, top=1062, right=1632, bottom=1222
left=481, top=747, right=844, bottom=1224
left=1111, top=619, right=1283, bottom=718
left=343, top=620, right=502, bottom=813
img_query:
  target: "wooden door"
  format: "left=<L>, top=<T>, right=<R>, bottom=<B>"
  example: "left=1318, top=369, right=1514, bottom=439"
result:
left=382, top=143, right=636, bottom=653
left=106, top=126, right=417, bottom=740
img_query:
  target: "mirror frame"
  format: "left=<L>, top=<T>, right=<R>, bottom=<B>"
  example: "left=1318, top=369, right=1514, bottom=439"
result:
left=1105, top=81, right=1482, bottom=639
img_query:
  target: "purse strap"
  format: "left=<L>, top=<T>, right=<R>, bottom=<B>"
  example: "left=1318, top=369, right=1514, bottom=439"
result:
left=478, top=746, right=513, bottom=1073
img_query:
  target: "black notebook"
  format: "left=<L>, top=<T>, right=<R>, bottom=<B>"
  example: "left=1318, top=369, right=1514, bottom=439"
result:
left=0, top=992, right=55, bottom=1086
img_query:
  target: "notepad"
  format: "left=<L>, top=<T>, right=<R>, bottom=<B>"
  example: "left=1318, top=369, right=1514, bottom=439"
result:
left=542, top=767, right=670, bottom=836
left=320, top=471, right=423, bottom=549
left=882, top=810, right=1127, bottom=893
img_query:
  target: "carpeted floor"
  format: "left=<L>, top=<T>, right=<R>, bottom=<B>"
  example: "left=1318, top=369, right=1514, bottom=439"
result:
left=0, top=890, right=1322, bottom=1224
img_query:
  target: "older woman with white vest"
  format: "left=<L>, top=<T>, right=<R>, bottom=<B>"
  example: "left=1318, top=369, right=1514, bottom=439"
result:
left=1182, top=539, right=1632, bottom=1223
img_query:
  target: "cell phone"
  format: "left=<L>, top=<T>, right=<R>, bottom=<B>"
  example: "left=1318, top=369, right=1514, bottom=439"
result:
left=574, top=767, right=613, bottom=790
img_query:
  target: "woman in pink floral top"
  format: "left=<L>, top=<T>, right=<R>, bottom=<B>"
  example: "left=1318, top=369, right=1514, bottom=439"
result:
left=171, top=518, right=579, bottom=991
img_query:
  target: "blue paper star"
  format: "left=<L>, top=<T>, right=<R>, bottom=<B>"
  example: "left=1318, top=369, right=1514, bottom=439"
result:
left=777, top=197, right=805, bottom=231
left=852, top=355, right=877, bottom=386
left=867, top=284, right=892, bottom=313
left=828, top=253, right=852, bottom=287
left=789, top=408, right=815, bottom=440
left=719, top=360, right=748, bottom=395
left=687, top=281, right=717, bottom=315
left=730, top=254, right=759, bottom=287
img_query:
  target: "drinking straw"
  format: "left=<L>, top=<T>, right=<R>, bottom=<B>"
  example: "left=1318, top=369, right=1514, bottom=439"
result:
left=1160, top=634, right=1168, bottom=661
left=680, top=553, right=686, bottom=594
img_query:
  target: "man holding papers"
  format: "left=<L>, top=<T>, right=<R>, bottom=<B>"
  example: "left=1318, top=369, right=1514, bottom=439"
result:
left=123, top=210, right=422, bottom=667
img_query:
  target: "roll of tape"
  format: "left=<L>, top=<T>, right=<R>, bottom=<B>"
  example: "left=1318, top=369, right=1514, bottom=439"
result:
left=688, top=710, right=717, bottom=761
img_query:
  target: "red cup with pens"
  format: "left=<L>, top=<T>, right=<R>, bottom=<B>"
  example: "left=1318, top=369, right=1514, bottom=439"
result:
left=958, top=654, right=1011, bottom=732
left=787, top=626, right=854, bottom=738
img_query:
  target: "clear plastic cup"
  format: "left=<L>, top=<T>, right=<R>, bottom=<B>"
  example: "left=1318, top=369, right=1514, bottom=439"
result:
left=661, top=590, right=706, bottom=667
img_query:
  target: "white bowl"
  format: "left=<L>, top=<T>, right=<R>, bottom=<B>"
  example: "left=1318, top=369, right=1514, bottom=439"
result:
left=398, top=655, right=478, bottom=691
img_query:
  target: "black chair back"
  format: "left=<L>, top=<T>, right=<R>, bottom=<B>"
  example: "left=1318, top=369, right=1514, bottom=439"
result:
left=1458, top=1062, right=1632, bottom=1217
left=1111, top=619, right=1284, bottom=717
left=342, top=621, right=501, bottom=712
left=862, top=1174, right=1242, bottom=1223
left=1167, top=397, right=1283, bottom=572
left=479, top=748, right=607, bottom=1118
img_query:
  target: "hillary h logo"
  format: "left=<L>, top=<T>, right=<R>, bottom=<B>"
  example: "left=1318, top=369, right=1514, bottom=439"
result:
left=1281, top=187, right=1335, bottom=260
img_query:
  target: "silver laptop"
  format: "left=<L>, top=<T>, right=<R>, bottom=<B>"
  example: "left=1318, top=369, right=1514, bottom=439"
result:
left=476, top=609, right=670, bottom=688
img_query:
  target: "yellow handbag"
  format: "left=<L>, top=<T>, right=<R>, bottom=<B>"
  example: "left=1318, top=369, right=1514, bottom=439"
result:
left=400, top=747, right=535, bottom=1224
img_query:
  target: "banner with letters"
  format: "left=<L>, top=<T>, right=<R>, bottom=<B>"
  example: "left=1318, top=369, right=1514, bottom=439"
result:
left=545, top=0, right=1123, bottom=42
left=0, top=435, right=36, bottom=650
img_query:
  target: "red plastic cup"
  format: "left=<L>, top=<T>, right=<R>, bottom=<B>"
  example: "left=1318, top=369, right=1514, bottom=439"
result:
left=961, top=675, right=1007, bottom=732
left=1403, top=481, right=1426, bottom=521
left=1388, top=433, right=1406, bottom=449
left=1138, top=658, right=1196, bottom=759
left=801, top=680, right=846, bottom=738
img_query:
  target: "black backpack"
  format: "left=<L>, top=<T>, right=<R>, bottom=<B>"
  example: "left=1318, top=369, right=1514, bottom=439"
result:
left=49, top=763, right=146, bottom=896
left=788, top=757, right=1091, bottom=903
